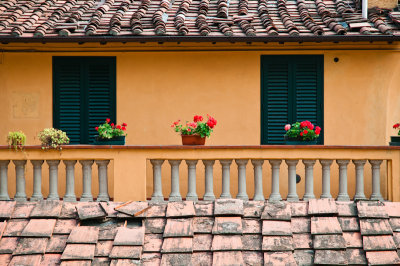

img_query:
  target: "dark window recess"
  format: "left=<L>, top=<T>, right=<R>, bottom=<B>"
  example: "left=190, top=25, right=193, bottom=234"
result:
left=261, top=55, right=324, bottom=144
left=53, top=57, right=116, bottom=144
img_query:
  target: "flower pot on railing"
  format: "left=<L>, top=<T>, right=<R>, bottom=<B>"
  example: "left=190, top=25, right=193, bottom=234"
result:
left=284, top=121, right=321, bottom=146
left=181, top=135, right=206, bottom=145
left=94, top=119, right=127, bottom=145
left=94, top=136, right=125, bottom=145
left=172, top=115, right=217, bottom=146
left=389, top=136, right=400, bottom=146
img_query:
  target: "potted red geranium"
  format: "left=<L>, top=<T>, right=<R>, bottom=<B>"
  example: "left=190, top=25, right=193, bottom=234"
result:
left=390, top=122, right=400, bottom=146
left=94, top=118, right=127, bottom=145
left=284, top=120, right=321, bottom=145
left=172, top=115, right=217, bottom=145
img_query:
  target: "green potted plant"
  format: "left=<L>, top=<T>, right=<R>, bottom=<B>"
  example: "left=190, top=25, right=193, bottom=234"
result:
left=172, top=115, right=217, bottom=145
left=390, top=122, right=400, bottom=146
left=94, top=118, right=127, bottom=145
left=38, top=128, right=70, bottom=150
left=284, top=121, right=321, bottom=145
left=7, top=131, right=26, bottom=150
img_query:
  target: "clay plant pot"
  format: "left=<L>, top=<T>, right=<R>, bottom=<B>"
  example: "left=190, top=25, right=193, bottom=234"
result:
left=389, top=136, right=400, bottom=146
left=181, top=135, right=206, bottom=145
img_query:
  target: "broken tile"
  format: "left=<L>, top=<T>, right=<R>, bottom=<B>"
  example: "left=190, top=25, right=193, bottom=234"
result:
left=160, top=253, right=192, bottom=266
left=338, top=217, right=360, bottom=232
left=261, top=202, right=291, bottom=221
left=264, top=251, right=297, bottom=265
left=214, top=199, right=243, bottom=216
left=193, top=217, right=214, bottom=233
left=30, top=200, right=62, bottom=218
left=314, top=250, right=347, bottom=265
left=313, top=234, right=346, bottom=249
left=115, top=201, right=149, bottom=218
left=290, top=202, right=308, bottom=217
left=95, top=240, right=113, bottom=257
left=366, top=250, right=400, bottom=265
left=291, top=217, right=310, bottom=233
left=241, top=235, right=262, bottom=251
left=262, top=220, right=292, bottom=236
left=141, top=253, right=161, bottom=265
left=41, top=254, right=62, bottom=265
left=114, top=227, right=145, bottom=246
left=385, top=202, right=400, bottom=217
left=161, top=237, right=193, bottom=253
left=242, top=251, right=263, bottom=266
left=145, top=218, right=166, bottom=234
left=109, top=246, right=142, bottom=259
left=61, top=244, right=95, bottom=260
left=146, top=203, right=167, bottom=218
left=100, top=202, right=120, bottom=217
left=0, top=237, right=18, bottom=254
left=193, top=234, right=212, bottom=252
left=21, top=219, right=56, bottom=237
left=13, top=237, right=48, bottom=255
left=8, top=255, right=42, bottom=266
left=262, top=236, right=293, bottom=251
left=292, top=234, right=312, bottom=249
left=76, top=203, right=107, bottom=220
left=53, top=219, right=78, bottom=234
left=390, top=218, right=400, bottom=232
left=343, top=232, right=363, bottom=248
left=11, top=202, right=36, bottom=219
left=310, top=217, right=342, bottom=235
left=346, top=248, right=367, bottom=265
left=336, top=202, right=357, bottom=217
left=67, top=226, right=99, bottom=244
left=3, top=219, right=28, bottom=237
left=191, top=252, right=213, bottom=266
left=243, top=201, right=264, bottom=218
left=163, top=218, right=193, bottom=237
left=60, top=203, right=78, bottom=219
left=46, top=235, right=68, bottom=253
left=166, top=201, right=195, bottom=217
left=213, top=251, right=244, bottom=265
left=212, top=235, right=243, bottom=251
left=357, top=201, right=388, bottom=218
left=363, top=235, right=397, bottom=251
left=242, top=219, right=261, bottom=234
left=143, top=234, right=163, bottom=252
left=359, top=218, right=393, bottom=235
left=194, top=202, right=213, bottom=217
left=308, top=198, right=338, bottom=215
left=212, top=216, right=242, bottom=235
left=0, top=254, right=11, bottom=265
left=294, top=250, right=314, bottom=266
left=0, top=201, right=16, bottom=218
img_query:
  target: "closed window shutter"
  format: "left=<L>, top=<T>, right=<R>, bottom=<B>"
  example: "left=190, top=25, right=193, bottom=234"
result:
left=53, top=57, right=116, bottom=144
left=261, top=55, right=324, bottom=144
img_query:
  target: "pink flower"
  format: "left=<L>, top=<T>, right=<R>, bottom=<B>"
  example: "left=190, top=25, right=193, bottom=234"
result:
left=284, top=124, right=291, bottom=131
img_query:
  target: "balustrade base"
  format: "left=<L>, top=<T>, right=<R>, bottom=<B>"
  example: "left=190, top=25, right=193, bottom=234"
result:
left=30, top=196, right=43, bottom=201
left=236, top=194, right=249, bottom=201
left=186, top=195, right=198, bottom=201
left=336, top=194, right=351, bottom=201
left=168, top=195, right=182, bottom=202
left=269, top=193, right=282, bottom=202
left=203, top=194, right=216, bottom=201
left=97, top=196, right=110, bottom=202
left=370, top=194, right=384, bottom=201
left=63, top=196, right=77, bottom=202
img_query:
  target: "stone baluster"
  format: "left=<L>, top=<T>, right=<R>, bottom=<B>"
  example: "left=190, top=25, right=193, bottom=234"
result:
left=353, top=160, right=367, bottom=200
left=251, top=159, right=264, bottom=201
left=150, top=160, right=164, bottom=202
left=80, top=160, right=94, bottom=202
left=186, top=160, right=198, bottom=201
left=220, top=160, right=232, bottom=199
left=369, top=160, right=384, bottom=201
left=336, top=160, right=350, bottom=201
left=269, top=160, right=282, bottom=201
left=96, top=160, right=110, bottom=202
left=168, top=160, right=182, bottom=201
left=286, top=160, right=299, bottom=201
left=203, top=160, right=215, bottom=201
left=235, top=159, right=248, bottom=200
left=63, top=160, right=77, bottom=202
left=0, top=160, right=10, bottom=200
left=320, top=160, right=333, bottom=199
left=31, top=160, right=44, bottom=201
left=13, top=160, right=27, bottom=201
left=47, top=160, right=60, bottom=200
left=303, top=160, right=316, bottom=201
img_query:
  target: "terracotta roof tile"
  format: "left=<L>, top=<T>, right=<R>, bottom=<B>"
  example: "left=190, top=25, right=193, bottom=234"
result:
left=20, top=219, right=56, bottom=237
left=357, top=201, right=388, bottom=219
left=92, top=257, right=111, bottom=265
left=394, top=232, right=400, bottom=248
left=0, top=254, right=12, bottom=265
left=53, top=219, right=78, bottom=235
left=160, top=253, right=192, bottom=265
left=41, top=254, right=62, bottom=265
left=262, top=236, right=293, bottom=251
left=346, top=248, right=367, bottom=265
left=385, top=202, right=400, bottom=217
left=76, top=203, right=106, bottom=220
left=30, top=200, right=62, bottom=218
left=94, top=240, right=113, bottom=257
left=290, top=202, right=308, bottom=217
left=243, top=201, right=264, bottom=218
left=242, top=251, right=263, bottom=265
left=191, top=252, right=213, bottom=265
left=194, top=202, right=213, bottom=217
left=293, top=234, right=313, bottom=249
left=146, top=203, right=167, bottom=218
left=293, top=250, right=314, bottom=266
left=343, top=232, right=363, bottom=248
left=59, top=203, right=78, bottom=219
left=291, top=217, right=311, bottom=233
left=67, top=226, right=99, bottom=244
left=338, top=217, right=360, bottom=232
left=141, top=253, right=161, bottom=265
left=262, top=220, right=292, bottom=236
left=261, top=202, right=291, bottom=221
left=145, top=218, right=166, bottom=234
left=241, top=235, right=262, bottom=251
left=390, top=218, right=400, bottom=232
left=363, top=235, right=397, bottom=251
left=336, top=202, right=357, bottom=217
left=311, top=217, right=342, bottom=235
left=212, top=216, right=242, bottom=235
left=161, top=237, right=193, bottom=253
left=212, top=235, right=243, bottom=251
left=360, top=219, right=393, bottom=235
left=109, top=246, right=142, bottom=259
left=365, top=250, right=400, bottom=265
left=214, top=199, right=244, bottom=216
left=13, top=237, right=48, bottom=255
left=60, top=260, right=92, bottom=266
left=8, top=254, right=42, bottom=266
left=263, top=251, right=297, bottom=265
left=193, top=217, right=214, bottom=233
left=313, top=234, right=346, bottom=249
left=99, top=202, right=120, bottom=218
left=0, top=237, right=18, bottom=254
left=98, top=226, right=118, bottom=241
left=0, top=201, right=16, bottom=219
left=143, top=234, right=163, bottom=253
left=166, top=201, right=195, bottom=218
left=61, top=244, right=95, bottom=260
left=163, top=218, right=193, bottom=237
left=46, top=235, right=68, bottom=253
left=193, top=234, right=212, bottom=252
left=313, top=250, right=347, bottom=265
left=114, top=227, right=145, bottom=246
left=308, top=198, right=338, bottom=216
left=242, top=219, right=261, bottom=234
left=11, top=202, right=36, bottom=219
left=213, top=251, right=244, bottom=265
left=114, top=201, right=149, bottom=218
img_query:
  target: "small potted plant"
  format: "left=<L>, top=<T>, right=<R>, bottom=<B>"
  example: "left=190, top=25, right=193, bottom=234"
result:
left=94, top=118, right=127, bottom=145
left=172, top=115, right=217, bottom=145
left=284, top=120, right=321, bottom=145
left=7, top=131, right=26, bottom=150
left=38, top=128, right=70, bottom=150
left=390, top=122, right=400, bottom=146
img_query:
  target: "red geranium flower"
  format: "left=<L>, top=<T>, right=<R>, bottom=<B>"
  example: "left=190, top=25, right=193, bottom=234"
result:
left=303, top=130, right=308, bottom=135
left=122, top=123, right=127, bottom=127
left=122, top=126, right=126, bottom=131
left=111, top=123, right=114, bottom=127
left=117, top=125, right=121, bottom=129
left=106, top=118, right=110, bottom=123
left=394, top=123, right=400, bottom=129
left=95, top=127, right=99, bottom=131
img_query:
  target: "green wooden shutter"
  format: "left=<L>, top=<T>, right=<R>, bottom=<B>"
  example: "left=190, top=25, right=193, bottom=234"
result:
left=53, top=57, right=116, bottom=144
left=261, top=55, right=324, bottom=144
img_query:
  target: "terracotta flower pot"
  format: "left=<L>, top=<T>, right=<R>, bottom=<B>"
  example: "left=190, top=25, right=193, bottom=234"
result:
left=181, top=135, right=206, bottom=145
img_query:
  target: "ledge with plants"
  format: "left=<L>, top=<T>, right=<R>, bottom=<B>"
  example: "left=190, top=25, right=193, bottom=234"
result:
left=284, top=121, right=321, bottom=145
left=94, top=118, right=127, bottom=145
left=38, top=128, right=70, bottom=150
left=390, top=122, right=400, bottom=146
left=7, top=131, right=26, bottom=150
left=172, top=115, right=217, bottom=145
